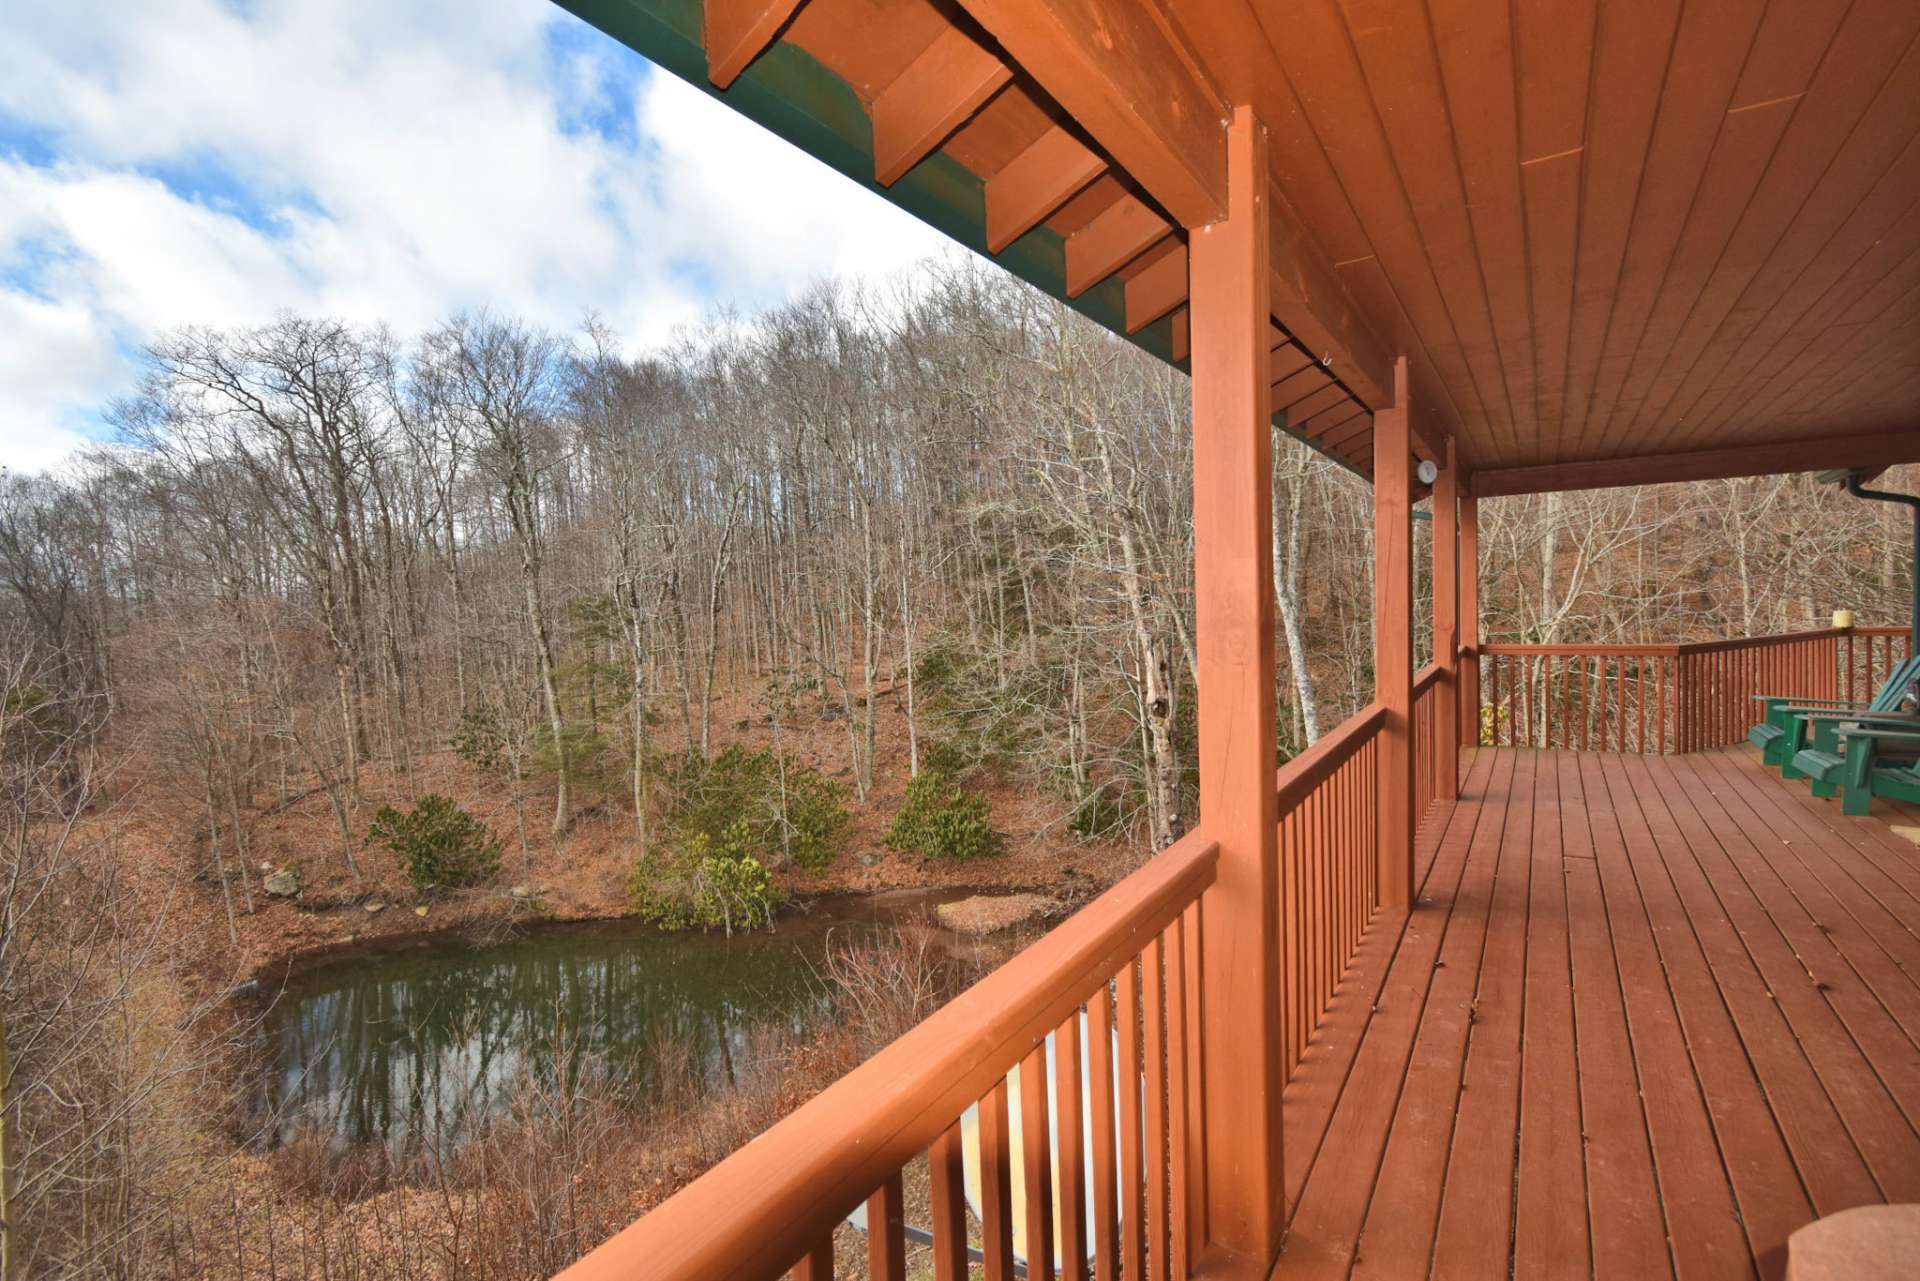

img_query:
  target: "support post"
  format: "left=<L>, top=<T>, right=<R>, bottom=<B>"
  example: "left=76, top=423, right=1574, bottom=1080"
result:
left=1191, top=106, right=1282, bottom=1271
left=1459, top=484, right=1481, bottom=748
left=1432, top=437, right=1459, bottom=801
left=1374, top=359, right=1414, bottom=910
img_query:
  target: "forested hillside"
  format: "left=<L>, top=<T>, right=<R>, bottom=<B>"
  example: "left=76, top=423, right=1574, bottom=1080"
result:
left=2, top=258, right=1912, bottom=892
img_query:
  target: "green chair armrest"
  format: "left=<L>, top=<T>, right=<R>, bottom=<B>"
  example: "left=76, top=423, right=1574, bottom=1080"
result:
left=1836, top=726, right=1920, bottom=741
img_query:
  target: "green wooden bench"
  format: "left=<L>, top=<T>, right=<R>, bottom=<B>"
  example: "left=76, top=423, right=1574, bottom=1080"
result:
left=1748, top=654, right=1920, bottom=775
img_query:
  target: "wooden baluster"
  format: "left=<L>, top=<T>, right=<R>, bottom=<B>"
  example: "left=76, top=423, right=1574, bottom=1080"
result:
left=929, top=1125, right=969, bottom=1281
left=982, top=1079, right=1017, bottom=1281
left=1055, top=1009, right=1089, bottom=1281
left=1278, top=808, right=1298, bottom=1073
left=792, top=1240, right=834, bottom=1281
left=867, top=1174, right=906, bottom=1281
left=1636, top=657, right=1648, bottom=754
left=1167, top=916, right=1193, bottom=1280
left=1180, top=902, right=1206, bottom=1257
left=1087, top=983, right=1120, bottom=1281
left=1143, top=939, right=1169, bottom=1281
left=1116, top=958, right=1146, bottom=1281
left=1020, top=1047, right=1056, bottom=1281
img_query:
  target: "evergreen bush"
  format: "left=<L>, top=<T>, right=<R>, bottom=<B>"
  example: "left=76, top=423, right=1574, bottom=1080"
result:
left=886, top=767, right=1002, bottom=861
left=367, top=795, right=502, bottom=893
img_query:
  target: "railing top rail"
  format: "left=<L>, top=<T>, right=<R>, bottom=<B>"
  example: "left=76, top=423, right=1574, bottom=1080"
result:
left=556, top=831, right=1219, bottom=1281
left=1277, top=702, right=1386, bottom=810
left=1481, top=642, right=1682, bottom=657
left=1414, top=662, right=1443, bottom=694
left=1677, top=626, right=1850, bottom=655
left=1480, top=624, right=1897, bottom=659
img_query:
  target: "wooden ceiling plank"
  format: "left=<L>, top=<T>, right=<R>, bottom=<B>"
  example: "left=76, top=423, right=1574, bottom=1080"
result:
left=871, top=26, right=1014, bottom=187
left=1682, top=195, right=1920, bottom=443
left=1124, top=241, right=1190, bottom=333
left=1428, top=0, right=1535, bottom=452
left=1475, top=430, right=1920, bottom=497
left=1756, top=280, right=1920, bottom=427
left=1065, top=193, right=1174, bottom=296
left=1573, top=1, right=1770, bottom=459
left=1277, top=382, right=1351, bottom=424
left=1597, top=1, right=1881, bottom=455
left=1556, top=0, right=1683, bottom=455
left=1319, top=414, right=1375, bottom=453
left=1512, top=0, right=1596, bottom=461
left=1343, top=0, right=1517, bottom=450
left=1582, top=0, right=1850, bottom=455
left=985, top=125, right=1108, bottom=253
left=705, top=0, right=809, bottom=89
left=1267, top=364, right=1331, bottom=411
left=1613, top=1, right=1920, bottom=456
left=954, top=0, right=1228, bottom=229
left=1269, top=344, right=1314, bottom=386
left=1248, top=0, right=1486, bottom=436
left=1299, top=398, right=1366, bottom=435
left=1653, top=53, right=1920, bottom=454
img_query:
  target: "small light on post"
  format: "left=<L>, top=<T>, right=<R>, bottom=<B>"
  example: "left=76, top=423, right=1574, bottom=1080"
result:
left=1416, top=458, right=1440, bottom=486
left=1833, top=609, right=1855, bottom=629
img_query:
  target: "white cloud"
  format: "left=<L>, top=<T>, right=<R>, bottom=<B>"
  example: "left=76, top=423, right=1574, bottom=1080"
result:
left=0, top=0, right=947, bottom=471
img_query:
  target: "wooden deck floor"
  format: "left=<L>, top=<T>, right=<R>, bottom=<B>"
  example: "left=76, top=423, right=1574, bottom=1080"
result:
left=1272, top=747, right=1920, bottom=1281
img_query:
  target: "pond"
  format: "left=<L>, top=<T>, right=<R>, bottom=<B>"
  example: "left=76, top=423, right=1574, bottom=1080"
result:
left=255, top=890, right=997, bottom=1151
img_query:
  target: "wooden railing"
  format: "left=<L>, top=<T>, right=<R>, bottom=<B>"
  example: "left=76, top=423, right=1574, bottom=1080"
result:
left=1274, top=704, right=1383, bottom=1075
left=1474, top=625, right=1912, bottom=754
left=1411, top=663, right=1443, bottom=821
left=558, top=833, right=1216, bottom=1281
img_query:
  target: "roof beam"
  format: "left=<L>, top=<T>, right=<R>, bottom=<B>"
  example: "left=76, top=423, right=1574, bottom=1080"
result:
left=985, top=126, right=1106, bottom=252
left=872, top=28, right=1012, bottom=186
left=1474, top=430, right=1920, bottom=497
left=954, top=0, right=1228, bottom=229
left=704, top=0, right=806, bottom=89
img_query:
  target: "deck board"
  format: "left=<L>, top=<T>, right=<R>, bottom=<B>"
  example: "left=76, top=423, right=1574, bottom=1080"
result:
left=1273, top=746, right=1920, bottom=1281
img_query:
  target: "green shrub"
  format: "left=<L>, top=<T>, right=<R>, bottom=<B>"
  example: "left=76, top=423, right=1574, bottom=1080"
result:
left=367, top=795, right=502, bottom=893
left=887, top=768, right=1002, bottom=861
left=629, top=818, right=780, bottom=934
left=662, top=745, right=850, bottom=874
left=450, top=703, right=507, bottom=771
left=780, top=769, right=852, bottom=872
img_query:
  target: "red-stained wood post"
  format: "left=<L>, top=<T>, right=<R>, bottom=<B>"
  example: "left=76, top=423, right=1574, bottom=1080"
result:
left=1374, top=359, right=1414, bottom=910
left=1432, top=437, right=1459, bottom=801
left=1459, top=485, right=1480, bottom=748
left=1190, top=105, right=1283, bottom=1270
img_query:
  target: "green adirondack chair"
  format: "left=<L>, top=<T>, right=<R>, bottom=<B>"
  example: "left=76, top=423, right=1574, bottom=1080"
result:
left=1827, top=725, right=1920, bottom=816
left=1748, top=653, right=1920, bottom=776
left=1789, top=709, right=1920, bottom=799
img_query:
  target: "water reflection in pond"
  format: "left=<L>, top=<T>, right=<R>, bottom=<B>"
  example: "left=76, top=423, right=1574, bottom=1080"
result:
left=259, top=892, right=977, bottom=1150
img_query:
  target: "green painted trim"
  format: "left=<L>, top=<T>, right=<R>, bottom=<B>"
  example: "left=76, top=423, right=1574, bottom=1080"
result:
left=551, top=0, right=1363, bottom=475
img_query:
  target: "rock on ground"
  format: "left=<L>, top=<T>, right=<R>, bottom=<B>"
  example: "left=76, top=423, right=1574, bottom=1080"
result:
left=935, top=892, right=1057, bottom=936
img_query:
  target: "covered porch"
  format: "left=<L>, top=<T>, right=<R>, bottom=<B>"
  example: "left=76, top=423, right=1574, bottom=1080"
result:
left=546, top=1, right=1920, bottom=1279
left=1280, top=744, right=1920, bottom=1279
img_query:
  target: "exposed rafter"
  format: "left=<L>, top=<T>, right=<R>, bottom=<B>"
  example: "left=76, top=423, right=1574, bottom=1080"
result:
left=703, top=0, right=805, bottom=88
left=871, top=28, right=1011, bottom=187
left=984, top=126, right=1106, bottom=253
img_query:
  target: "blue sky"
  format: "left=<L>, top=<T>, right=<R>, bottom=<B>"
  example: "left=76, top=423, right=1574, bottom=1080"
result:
left=0, top=0, right=945, bottom=471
